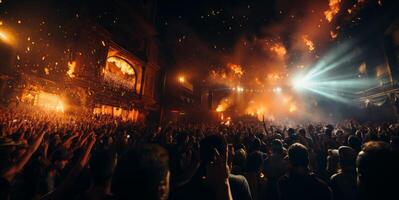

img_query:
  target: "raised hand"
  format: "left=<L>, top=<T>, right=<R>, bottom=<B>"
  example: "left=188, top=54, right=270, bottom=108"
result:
left=205, top=147, right=233, bottom=200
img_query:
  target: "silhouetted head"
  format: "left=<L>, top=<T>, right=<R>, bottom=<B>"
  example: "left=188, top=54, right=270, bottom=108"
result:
left=112, top=144, right=170, bottom=200
left=199, top=135, right=227, bottom=164
left=357, top=141, right=394, bottom=200
left=288, top=143, right=309, bottom=169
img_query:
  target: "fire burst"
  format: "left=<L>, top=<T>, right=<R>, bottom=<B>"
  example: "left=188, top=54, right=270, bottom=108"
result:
left=216, top=97, right=231, bottom=112
left=227, top=63, right=244, bottom=77
left=302, top=35, right=315, bottom=52
left=330, top=31, right=338, bottom=39
left=270, top=43, right=286, bottom=58
left=324, top=0, right=341, bottom=23
left=67, top=61, right=76, bottom=78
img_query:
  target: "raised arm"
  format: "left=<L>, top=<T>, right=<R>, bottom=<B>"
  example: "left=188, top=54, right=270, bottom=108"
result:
left=262, top=115, right=269, bottom=135
left=2, top=131, right=46, bottom=182
left=41, top=133, right=96, bottom=200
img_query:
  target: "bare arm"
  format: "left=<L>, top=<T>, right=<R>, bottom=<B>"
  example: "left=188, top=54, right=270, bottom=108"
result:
left=2, top=131, right=46, bottom=182
left=262, top=115, right=269, bottom=135
left=206, top=148, right=233, bottom=200
left=41, top=133, right=96, bottom=200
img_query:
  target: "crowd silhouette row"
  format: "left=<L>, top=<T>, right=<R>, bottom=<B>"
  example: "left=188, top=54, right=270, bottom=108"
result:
left=1, top=106, right=399, bottom=200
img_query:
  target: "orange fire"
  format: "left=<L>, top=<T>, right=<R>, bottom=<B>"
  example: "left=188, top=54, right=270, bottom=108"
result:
left=270, top=43, right=286, bottom=58
left=330, top=31, right=338, bottom=39
left=22, top=91, right=65, bottom=112
left=107, top=57, right=135, bottom=75
left=216, top=97, right=231, bottom=112
left=324, top=0, right=341, bottom=23
left=267, top=73, right=282, bottom=81
left=67, top=61, right=76, bottom=78
left=302, top=35, right=315, bottom=52
left=358, top=62, right=367, bottom=74
left=227, top=63, right=244, bottom=77
left=289, top=102, right=297, bottom=113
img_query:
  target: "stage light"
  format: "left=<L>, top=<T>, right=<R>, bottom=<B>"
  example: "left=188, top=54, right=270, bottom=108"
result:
left=293, top=76, right=312, bottom=90
left=0, top=28, right=16, bottom=45
left=273, top=87, right=282, bottom=93
left=0, top=31, right=8, bottom=41
left=236, top=86, right=244, bottom=92
left=178, top=76, right=185, bottom=83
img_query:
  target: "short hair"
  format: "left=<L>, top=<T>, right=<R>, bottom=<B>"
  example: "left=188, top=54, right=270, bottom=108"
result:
left=200, top=135, right=227, bottom=163
left=112, top=144, right=169, bottom=200
left=298, top=128, right=306, bottom=136
left=288, top=143, right=309, bottom=168
left=337, top=146, right=356, bottom=169
left=287, top=128, right=296, bottom=136
left=271, top=139, right=283, bottom=153
left=356, top=141, right=394, bottom=199
left=357, top=141, right=392, bottom=179
left=348, top=135, right=361, bottom=151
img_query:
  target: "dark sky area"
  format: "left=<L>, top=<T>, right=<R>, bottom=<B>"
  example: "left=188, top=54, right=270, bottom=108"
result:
left=155, top=0, right=398, bottom=85
left=0, top=0, right=398, bottom=85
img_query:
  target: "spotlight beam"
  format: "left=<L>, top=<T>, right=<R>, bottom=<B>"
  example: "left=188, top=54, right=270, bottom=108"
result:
left=307, top=50, right=357, bottom=79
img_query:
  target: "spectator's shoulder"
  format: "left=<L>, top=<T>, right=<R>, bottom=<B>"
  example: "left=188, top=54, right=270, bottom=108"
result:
left=330, top=172, right=343, bottom=182
left=229, top=174, right=253, bottom=200
left=229, top=174, right=249, bottom=187
left=309, top=173, right=331, bottom=190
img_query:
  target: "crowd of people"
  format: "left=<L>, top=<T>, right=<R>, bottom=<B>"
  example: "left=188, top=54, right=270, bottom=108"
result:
left=1, top=106, right=399, bottom=200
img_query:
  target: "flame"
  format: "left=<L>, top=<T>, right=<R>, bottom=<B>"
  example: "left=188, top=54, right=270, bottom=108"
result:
left=358, top=62, right=367, bottom=74
left=376, top=65, right=388, bottom=77
left=267, top=73, right=282, bottom=81
left=270, top=43, right=286, bottom=58
left=216, top=97, right=231, bottom=112
left=227, top=63, right=244, bottom=77
left=178, top=76, right=185, bottom=83
left=347, top=9, right=352, bottom=14
left=67, top=61, right=76, bottom=78
left=44, top=67, right=50, bottom=75
left=107, top=57, right=135, bottom=75
left=0, top=31, right=8, bottom=41
left=255, top=77, right=262, bottom=85
left=330, top=31, right=338, bottom=39
left=302, top=35, right=315, bottom=51
left=246, top=104, right=268, bottom=120
left=22, top=91, right=65, bottom=113
left=289, top=102, right=297, bottom=113
left=324, top=0, right=341, bottom=23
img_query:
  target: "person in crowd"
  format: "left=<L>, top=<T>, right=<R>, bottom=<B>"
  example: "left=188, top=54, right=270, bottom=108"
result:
left=284, top=128, right=298, bottom=146
left=1, top=106, right=399, bottom=200
left=330, top=146, right=358, bottom=200
left=278, top=143, right=332, bottom=200
left=263, top=139, right=288, bottom=200
left=243, top=151, right=267, bottom=200
left=172, top=135, right=252, bottom=200
left=347, top=135, right=362, bottom=153
left=232, top=147, right=247, bottom=175
left=326, top=149, right=339, bottom=179
left=80, top=150, right=116, bottom=200
left=356, top=141, right=396, bottom=200
left=112, top=144, right=170, bottom=200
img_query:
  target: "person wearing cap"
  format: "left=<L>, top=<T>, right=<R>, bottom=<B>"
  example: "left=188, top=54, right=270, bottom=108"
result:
left=330, top=146, right=358, bottom=200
